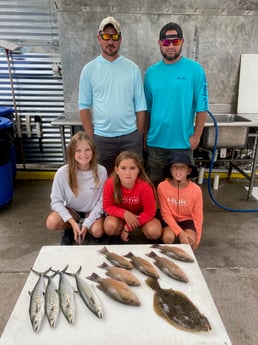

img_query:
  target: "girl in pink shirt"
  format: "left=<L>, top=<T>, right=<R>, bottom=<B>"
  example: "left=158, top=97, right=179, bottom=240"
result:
left=157, top=151, right=203, bottom=251
left=103, top=151, right=162, bottom=242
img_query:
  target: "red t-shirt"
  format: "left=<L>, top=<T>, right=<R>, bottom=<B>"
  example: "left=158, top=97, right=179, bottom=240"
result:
left=103, top=176, right=156, bottom=226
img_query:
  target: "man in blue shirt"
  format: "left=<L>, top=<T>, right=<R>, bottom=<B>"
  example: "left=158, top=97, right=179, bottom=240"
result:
left=79, top=16, right=146, bottom=175
left=144, top=22, right=208, bottom=186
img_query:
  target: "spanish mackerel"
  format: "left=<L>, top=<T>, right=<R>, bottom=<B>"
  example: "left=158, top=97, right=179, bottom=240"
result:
left=45, top=272, right=60, bottom=328
left=87, top=272, right=140, bottom=306
left=65, top=266, right=103, bottom=319
left=28, top=268, right=51, bottom=332
left=151, top=244, right=194, bottom=262
left=99, top=246, right=133, bottom=269
left=146, top=278, right=211, bottom=332
left=54, top=266, right=76, bottom=324
left=146, top=251, right=188, bottom=283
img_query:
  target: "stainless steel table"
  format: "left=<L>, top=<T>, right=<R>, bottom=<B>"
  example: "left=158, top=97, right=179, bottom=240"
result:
left=0, top=245, right=232, bottom=345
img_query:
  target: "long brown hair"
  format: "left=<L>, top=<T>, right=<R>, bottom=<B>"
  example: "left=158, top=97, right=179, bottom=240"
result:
left=113, top=150, right=156, bottom=204
left=66, top=131, right=99, bottom=196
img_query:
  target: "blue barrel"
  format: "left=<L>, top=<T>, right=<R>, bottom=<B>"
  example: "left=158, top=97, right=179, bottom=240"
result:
left=0, top=106, right=16, bottom=178
left=0, top=117, right=14, bottom=208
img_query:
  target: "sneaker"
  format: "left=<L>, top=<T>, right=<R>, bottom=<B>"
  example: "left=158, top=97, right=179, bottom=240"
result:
left=61, top=228, right=74, bottom=245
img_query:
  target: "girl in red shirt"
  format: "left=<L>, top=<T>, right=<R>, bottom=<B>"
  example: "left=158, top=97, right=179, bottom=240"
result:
left=103, top=151, right=162, bottom=242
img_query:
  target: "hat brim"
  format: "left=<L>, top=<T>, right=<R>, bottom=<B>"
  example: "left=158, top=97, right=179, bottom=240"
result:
left=163, top=163, right=199, bottom=179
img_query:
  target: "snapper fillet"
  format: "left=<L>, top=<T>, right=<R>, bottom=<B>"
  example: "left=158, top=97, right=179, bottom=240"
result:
left=146, top=251, right=188, bottom=283
left=98, top=262, right=141, bottom=286
left=28, top=268, right=51, bottom=332
left=99, top=246, right=133, bottom=270
left=151, top=244, right=194, bottom=263
left=87, top=272, right=140, bottom=306
left=146, top=278, right=211, bottom=332
left=65, top=266, right=104, bottom=319
left=124, top=252, right=159, bottom=279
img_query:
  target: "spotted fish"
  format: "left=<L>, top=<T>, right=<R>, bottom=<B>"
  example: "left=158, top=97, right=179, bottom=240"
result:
left=146, top=278, right=211, bottom=332
left=44, top=272, right=60, bottom=328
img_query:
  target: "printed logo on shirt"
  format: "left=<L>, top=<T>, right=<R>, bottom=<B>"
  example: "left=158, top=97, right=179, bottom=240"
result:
left=122, top=196, right=140, bottom=205
left=167, top=197, right=187, bottom=206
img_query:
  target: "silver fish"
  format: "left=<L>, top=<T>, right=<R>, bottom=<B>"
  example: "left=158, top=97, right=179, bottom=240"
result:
left=65, top=266, right=104, bottom=319
left=146, top=251, right=188, bottom=283
left=87, top=272, right=140, bottom=306
left=151, top=244, right=194, bottom=263
left=124, top=252, right=159, bottom=279
left=99, top=246, right=133, bottom=270
left=45, top=272, right=60, bottom=328
left=56, top=266, right=76, bottom=324
left=99, top=262, right=141, bottom=286
left=146, top=277, right=211, bottom=332
left=28, top=268, right=51, bottom=332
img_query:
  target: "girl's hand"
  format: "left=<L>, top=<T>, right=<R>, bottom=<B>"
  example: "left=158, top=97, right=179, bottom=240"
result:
left=120, top=228, right=129, bottom=242
left=124, top=211, right=140, bottom=230
left=178, top=231, right=191, bottom=245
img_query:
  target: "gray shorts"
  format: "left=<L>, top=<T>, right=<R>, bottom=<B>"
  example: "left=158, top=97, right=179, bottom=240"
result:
left=146, top=146, right=193, bottom=187
left=94, top=130, right=143, bottom=174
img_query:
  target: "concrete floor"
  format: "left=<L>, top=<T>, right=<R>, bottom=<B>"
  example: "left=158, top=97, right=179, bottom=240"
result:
left=1, top=177, right=258, bottom=344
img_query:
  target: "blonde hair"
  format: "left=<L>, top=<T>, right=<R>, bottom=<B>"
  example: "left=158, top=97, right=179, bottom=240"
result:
left=66, top=131, right=99, bottom=196
left=113, top=150, right=156, bottom=204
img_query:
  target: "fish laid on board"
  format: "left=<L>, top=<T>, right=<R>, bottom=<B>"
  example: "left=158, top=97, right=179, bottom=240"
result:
left=124, top=252, right=159, bottom=279
left=145, top=251, right=188, bottom=283
left=28, top=268, right=51, bottom=332
left=65, top=266, right=104, bottom=319
left=146, top=278, right=211, bottom=332
left=99, top=262, right=141, bottom=286
left=151, top=244, right=194, bottom=263
left=87, top=272, right=140, bottom=306
left=55, top=266, right=76, bottom=324
left=44, top=272, right=60, bottom=328
left=99, top=246, right=133, bottom=270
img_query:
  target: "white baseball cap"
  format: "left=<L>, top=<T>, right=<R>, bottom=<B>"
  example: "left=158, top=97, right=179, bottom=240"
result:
left=98, top=16, right=121, bottom=34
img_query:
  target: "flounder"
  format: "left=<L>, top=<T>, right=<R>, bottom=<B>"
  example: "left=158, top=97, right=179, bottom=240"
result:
left=146, top=278, right=211, bottom=332
left=146, top=251, right=188, bottom=283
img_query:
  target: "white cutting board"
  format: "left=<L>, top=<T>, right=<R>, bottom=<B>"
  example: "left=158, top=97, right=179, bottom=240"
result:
left=0, top=245, right=232, bottom=345
left=237, top=54, right=258, bottom=114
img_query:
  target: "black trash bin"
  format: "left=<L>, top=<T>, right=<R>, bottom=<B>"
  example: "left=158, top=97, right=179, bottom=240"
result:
left=0, top=106, right=16, bottom=178
left=0, top=117, right=14, bottom=208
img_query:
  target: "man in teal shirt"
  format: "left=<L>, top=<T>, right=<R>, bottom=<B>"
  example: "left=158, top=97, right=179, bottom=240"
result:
left=144, top=22, right=208, bottom=186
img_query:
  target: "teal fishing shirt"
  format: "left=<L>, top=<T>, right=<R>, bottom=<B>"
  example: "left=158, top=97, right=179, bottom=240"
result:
left=79, top=55, right=146, bottom=137
left=144, top=57, right=208, bottom=149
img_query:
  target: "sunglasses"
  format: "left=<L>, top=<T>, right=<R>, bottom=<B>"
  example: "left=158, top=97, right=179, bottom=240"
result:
left=161, top=38, right=182, bottom=47
left=100, top=32, right=121, bottom=41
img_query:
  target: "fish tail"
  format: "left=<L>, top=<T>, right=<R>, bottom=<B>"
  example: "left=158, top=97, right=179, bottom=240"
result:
left=145, top=251, right=157, bottom=258
left=98, top=246, right=108, bottom=254
left=98, top=262, right=108, bottom=269
left=145, top=277, right=160, bottom=291
left=124, top=252, right=133, bottom=258
left=150, top=243, right=159, bottom=249
left=31, top=267, right=51, bottom=276
left=65, top=266, right=82, bottom=277
left=86, top=272, right=100, bottom=282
